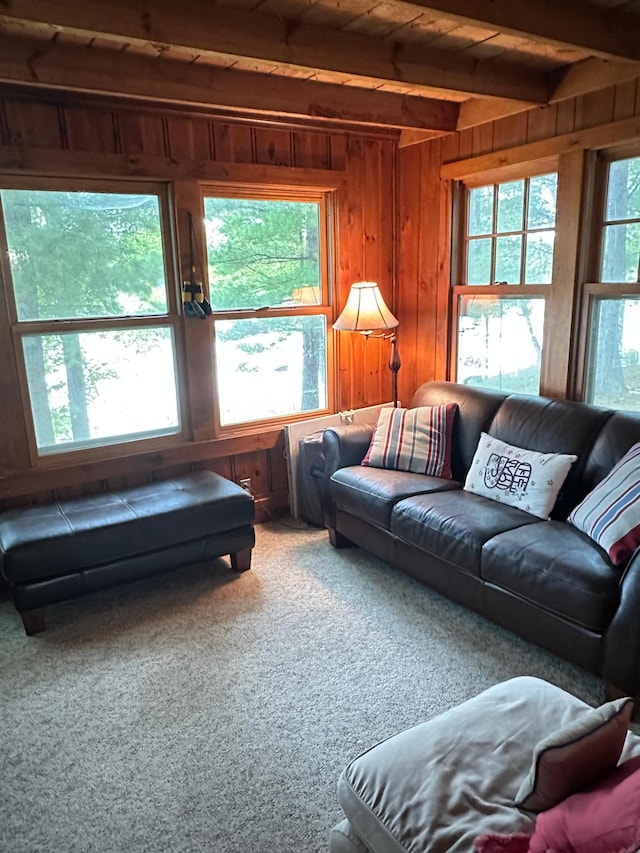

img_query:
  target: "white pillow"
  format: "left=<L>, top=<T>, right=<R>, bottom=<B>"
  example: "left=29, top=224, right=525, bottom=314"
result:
left=464, top=432, right=577, bottom=520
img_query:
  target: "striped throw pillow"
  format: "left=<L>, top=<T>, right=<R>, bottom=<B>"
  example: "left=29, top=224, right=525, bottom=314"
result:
left=568, top=442, right=640, bottom=566
left=362, top=404, right=457, bottom=478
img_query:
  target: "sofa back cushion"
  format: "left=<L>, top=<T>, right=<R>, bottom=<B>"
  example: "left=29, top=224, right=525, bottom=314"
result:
left=411, top=382, right=506, bottom=482
left=486, top=395, right=611, bottom=519
left=579, top=411, right=640, bottom=500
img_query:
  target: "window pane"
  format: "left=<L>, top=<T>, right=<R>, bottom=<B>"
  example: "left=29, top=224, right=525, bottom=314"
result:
left=457, top=296, right=544, bottom=394
left=215, top=316, right=327, bottom=425
left=467, top=238, right=492, bottom=284
left=586, top=297, right=640, bottom=411
left=495, top=235, right=522, bottom=284
left=204, top=197, right=321, bottom=310
left=606, top=158, right=640, bottom=221
left=525, top=231, right=555, bottom=284
left=22, top=328, right=180, bottom=454
left=468, top=186, right=493, bottom=236
left=1, top=190, right=168, bottom=321
left=497, top=180, right=524, bottom=233
left=601, top=223, right=640, bottom=282
left=527, top=174, right=558, bottom=229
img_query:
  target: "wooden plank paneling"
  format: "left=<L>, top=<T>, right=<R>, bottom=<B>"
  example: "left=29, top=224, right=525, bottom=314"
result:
left=472, top=122, right=494, bottom=155
left=292, top=131, right=331, bottom=170
left=574, top=88, right=616, bottom=131
left=614, top=80, right=638, bottom=121
left=212, top=123, right=255, bottom=163
left=491, top=112, right=528, bottom=150
left=253, top=128, right=294, bottom=166
left=397, top=142, right=422, bottom=403
left=3, top=99, right=63, bottom=148
left=167, top=116, right=213, bottom=161
left=526, top=104, right=558, bottom=142
left=556, top=99, right=577, bottom=135
left=65, top=106, right=118, bottom=153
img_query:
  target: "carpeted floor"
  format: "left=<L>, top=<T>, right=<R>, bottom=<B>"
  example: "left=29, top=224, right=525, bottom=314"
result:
left=1, top=521, right=604, bottom=853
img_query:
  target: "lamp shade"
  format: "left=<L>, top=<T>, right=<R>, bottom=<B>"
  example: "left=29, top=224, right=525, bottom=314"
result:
left=333, top=281, right=398, bottom=332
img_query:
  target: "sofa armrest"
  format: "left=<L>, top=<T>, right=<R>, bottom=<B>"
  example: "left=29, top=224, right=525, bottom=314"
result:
left=603, top=549, right=640, bottom=698
left=321, top=424, right=374, bottom=533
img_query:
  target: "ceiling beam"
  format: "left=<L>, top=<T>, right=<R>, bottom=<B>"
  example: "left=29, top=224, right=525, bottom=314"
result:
left=393, top=0, right=640, bottom=64
left=0, top=35, right=460, bottom=132
left=458, top=56, right=640, bottom=132
left=457, top=97, right=533, bottom=131
left=0, top=0, right=549, bottom=103
left=550, top=57, right=640, bottom=102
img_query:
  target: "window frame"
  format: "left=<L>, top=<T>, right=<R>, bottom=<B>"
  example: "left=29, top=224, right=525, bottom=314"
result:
left=200, top=182, right=336, bottom=434
left=450, top=161, right=559, bottom=393
left=0, top=176, right=188, bottom=466
left=576, top=146, right=640, bottom=407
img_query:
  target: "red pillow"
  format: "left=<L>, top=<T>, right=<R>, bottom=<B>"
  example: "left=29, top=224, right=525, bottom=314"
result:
left=529, top=756, right=640, bottom=853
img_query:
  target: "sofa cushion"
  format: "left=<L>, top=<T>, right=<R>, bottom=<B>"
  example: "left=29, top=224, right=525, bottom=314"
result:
left=330, top=466, right=459, bottom=529
left=481, top=522, right=624, bottom=632
left=568, top=442, right=640, bottom=567
left=391, top=490, right=537, bottom=576
left=464, top=432, right=577, bottom=520
left=515, top=696, right=633, bottom=812
left=362, top=403, right=456, bottom=478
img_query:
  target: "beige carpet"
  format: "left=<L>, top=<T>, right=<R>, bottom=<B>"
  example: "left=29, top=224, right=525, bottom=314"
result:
left=0, top=521, right=603, bottom=853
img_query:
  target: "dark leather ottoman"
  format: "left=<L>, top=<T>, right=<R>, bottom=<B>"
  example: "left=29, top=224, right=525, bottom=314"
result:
left=0, top=470, right=255, bottom=634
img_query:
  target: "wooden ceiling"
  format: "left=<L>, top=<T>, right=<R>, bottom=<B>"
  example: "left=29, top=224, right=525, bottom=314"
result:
left=1, top=0, right=640, bottom=139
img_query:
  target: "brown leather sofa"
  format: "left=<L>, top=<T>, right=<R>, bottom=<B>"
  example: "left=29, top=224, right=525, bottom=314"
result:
left=322, top=381, right=640, bottom=699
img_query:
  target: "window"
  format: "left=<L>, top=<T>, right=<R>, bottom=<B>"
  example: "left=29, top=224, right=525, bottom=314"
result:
left=583, top=155, right=640, bottom=412
left=453, top=172, right=558, bottom=394
left=202, top=188, right=332, bottom=427
left=0, top=183, right=181, bottom=456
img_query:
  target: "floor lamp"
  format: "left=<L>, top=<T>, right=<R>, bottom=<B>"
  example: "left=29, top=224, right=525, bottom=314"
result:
left=333, top=281, right=401, bottom=408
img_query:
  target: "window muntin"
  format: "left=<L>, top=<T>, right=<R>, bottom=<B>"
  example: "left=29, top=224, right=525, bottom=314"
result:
left=454, top=171, right=558, bottom=394
left=465, top=174, right=558, bottom=285
left=0, top=185, right=181, bottom=456
left=583, top=155, right=640, bottom=412
left=203, top=189, right=331, bottom=428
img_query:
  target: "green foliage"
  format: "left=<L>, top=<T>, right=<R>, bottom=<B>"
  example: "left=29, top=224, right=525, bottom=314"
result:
left=2, top=190, right=167, bottom=320
left=204, top=197, right=320, bottom=312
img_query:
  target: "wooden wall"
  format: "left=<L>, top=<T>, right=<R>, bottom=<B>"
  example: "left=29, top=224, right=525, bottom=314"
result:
left=0, top=88, right=396, bottom=515
left=397, top=79, right=640, bottom=403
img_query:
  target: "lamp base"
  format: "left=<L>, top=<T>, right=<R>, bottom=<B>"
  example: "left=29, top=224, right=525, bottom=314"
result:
left=389, top=334, right=401, bottom=408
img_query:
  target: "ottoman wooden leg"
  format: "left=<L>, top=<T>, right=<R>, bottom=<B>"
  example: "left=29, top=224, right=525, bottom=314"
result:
left=231, top=547, right=252, bottom=572
left=20, top=608, right=46, bottom=635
